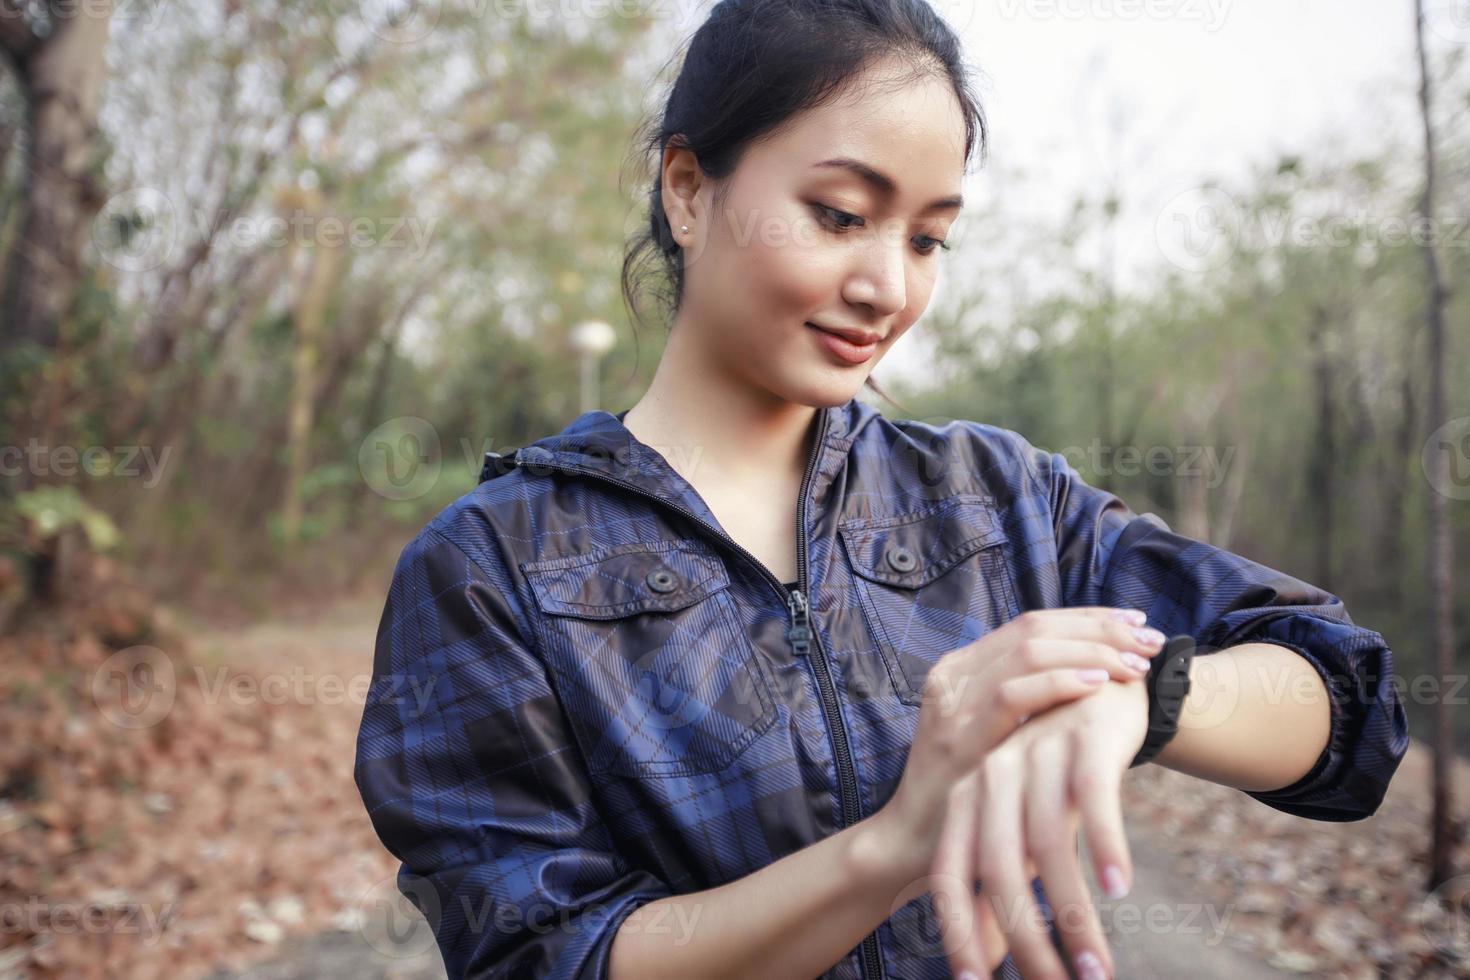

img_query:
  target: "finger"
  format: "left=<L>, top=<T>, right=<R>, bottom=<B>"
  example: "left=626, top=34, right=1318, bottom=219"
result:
left=981, top=668, right=1112, bottom=747
left=981, top=827, right=1025, bottom=973
left=1002, top=637, right=1155, bottom=683
left=1024, top=605, right=1147, bottom=627
left=977, top=753, right=1064, bottom=980
left=930, top=773, right=994, bottom=978
left=1009, top=609, right=1168, bottom=658
left=973, top=879, right=1010, bottom=974
left=1026, top=741, right=1111, bottom=980
left=1072, top=735, right=1134, bottom=912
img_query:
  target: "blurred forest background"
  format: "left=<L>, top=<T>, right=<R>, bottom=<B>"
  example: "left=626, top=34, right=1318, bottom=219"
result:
left=1, top=1, right=1468, bottom=978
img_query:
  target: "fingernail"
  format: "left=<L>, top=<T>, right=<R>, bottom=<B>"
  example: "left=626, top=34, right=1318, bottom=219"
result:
left=1134, top=627, right=1166, bottom=648
left=957, top=972, right=979, bottom=980
left=1075, top=950, right=1107, bottom=980
left=1076, top=668, right=1110, bottom=683
left=1110, top=608, right=1146, bottom=625
left=1120, top=652, right=1150, bottom=673
left=1103, top=864, right=1129, bottom=899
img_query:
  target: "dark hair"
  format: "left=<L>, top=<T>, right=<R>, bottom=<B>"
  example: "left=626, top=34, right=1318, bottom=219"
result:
left=618, top=0, right=989, bottom=411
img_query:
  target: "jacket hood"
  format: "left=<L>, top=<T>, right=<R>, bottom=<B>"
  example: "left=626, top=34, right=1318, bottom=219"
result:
left=478, top=395, right=888, bottom=498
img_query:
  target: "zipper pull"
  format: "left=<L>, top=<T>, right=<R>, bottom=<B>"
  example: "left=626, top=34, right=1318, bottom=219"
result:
left=787, top=587, right=811, bottom=657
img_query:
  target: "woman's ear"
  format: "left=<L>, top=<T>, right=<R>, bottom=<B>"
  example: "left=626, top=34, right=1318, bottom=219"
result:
left=660, top=142, right=704, bottom=241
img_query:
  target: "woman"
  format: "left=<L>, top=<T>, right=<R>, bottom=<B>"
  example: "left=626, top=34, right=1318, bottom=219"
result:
left=354, top=1, right=1409, bottom=978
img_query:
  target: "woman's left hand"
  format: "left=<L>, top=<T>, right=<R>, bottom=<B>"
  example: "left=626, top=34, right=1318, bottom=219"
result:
left=929, top=675, right=1151, bottom=980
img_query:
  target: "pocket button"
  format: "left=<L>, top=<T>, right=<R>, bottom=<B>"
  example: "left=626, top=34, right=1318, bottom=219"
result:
left=885, top=545, right=917, bottom=573
left=646, top=568, right=678, bottom=593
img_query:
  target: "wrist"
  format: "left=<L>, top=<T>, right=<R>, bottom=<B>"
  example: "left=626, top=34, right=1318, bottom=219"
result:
left=846, top=803, right=930, bottom=891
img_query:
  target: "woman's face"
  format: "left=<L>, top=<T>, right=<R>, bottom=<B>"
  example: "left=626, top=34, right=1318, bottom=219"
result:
left=666, top=56, right=968, bottom=408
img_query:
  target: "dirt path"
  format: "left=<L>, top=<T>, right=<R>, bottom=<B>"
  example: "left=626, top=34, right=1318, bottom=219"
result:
left=1102, top=828, right=1283, bottom=979
left=208, top=833, right=1281, bottom=980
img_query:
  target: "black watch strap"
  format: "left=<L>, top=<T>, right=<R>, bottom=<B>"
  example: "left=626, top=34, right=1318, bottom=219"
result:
left=1129, top=634, right=1196, bottom=769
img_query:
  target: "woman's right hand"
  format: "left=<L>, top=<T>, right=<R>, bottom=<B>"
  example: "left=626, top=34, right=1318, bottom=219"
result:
left=871, top=607, right=1167, bottom=961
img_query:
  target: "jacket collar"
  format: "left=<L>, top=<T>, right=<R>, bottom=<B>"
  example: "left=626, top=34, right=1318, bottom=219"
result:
left=482, top=396, right=883, bottom=534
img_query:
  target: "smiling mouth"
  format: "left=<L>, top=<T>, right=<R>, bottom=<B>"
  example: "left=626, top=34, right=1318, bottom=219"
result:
left=805, top=322, right=882, bottom=346
left=805, top=322, right=880, bottom=365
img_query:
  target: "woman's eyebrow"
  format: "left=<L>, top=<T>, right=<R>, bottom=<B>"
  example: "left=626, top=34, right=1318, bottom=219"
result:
left=810, top=157, right=964, bottom=213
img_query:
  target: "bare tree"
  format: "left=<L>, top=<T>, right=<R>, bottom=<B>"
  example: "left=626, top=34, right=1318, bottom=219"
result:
left=1413, top=0, right=1459, bottom=892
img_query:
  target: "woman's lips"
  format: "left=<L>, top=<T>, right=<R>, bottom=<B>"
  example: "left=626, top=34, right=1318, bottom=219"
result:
left=806, top=322, right=878, bottom=365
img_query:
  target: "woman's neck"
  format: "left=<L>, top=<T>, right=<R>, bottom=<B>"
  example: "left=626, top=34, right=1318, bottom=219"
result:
left=621, top=333, right=819, bottom=492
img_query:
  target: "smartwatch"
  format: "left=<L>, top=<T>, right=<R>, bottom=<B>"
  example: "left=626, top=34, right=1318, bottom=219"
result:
left=1128, top=634, right=1196, bottom=769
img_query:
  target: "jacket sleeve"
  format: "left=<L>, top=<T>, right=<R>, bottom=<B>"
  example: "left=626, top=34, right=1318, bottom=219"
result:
left=1017, top=436, right=1408, bottom=822
left=354, top=523, right=673, bottom=978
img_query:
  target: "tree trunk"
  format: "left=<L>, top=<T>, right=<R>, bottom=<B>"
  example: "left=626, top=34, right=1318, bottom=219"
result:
left=1376, top=359, right=1417, bottom=606
left=1413, top=0, right=1459, bottom=894
left=0, top=3, right=114, bottom=352
left=1309, top=304, right=1336, bottom=593
left=279, top=189, right=345, bottom=545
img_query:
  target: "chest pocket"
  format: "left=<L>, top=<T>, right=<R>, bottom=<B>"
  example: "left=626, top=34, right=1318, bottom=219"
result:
left=522, top=539, right=779, bottom=780
left=839, top=494, right=1021, bottom=706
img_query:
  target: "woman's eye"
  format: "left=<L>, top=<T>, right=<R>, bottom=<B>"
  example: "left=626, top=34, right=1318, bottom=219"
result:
left=813, top=203, right=950, bottom=255
left=814, top=204, right=864, bottom=230
left=914, top=235, right=952, bottom=255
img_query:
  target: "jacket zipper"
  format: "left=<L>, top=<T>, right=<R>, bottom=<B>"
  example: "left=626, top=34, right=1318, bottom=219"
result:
left=509, top=413, right=884, bottom=980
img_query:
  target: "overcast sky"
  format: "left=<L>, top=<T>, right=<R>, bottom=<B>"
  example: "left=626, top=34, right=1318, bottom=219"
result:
left=870, top=0, right=1440, bottom=384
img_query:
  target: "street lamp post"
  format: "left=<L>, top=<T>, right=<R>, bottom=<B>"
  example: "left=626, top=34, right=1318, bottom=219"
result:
left=570, top=319, right=616, bottom=414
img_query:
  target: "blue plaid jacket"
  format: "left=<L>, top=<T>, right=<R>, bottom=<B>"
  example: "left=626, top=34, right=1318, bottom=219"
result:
left=354, top=396, right=1408, bottom=979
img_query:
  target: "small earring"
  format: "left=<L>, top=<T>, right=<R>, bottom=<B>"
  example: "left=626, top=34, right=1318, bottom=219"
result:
left=680, top=224, right=689, bottom=234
